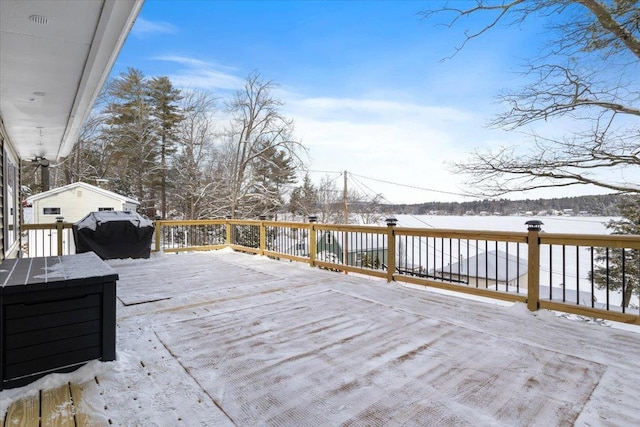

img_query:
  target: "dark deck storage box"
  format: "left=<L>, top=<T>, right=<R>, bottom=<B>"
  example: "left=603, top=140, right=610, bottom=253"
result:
left=0, top=252, right=118, bottom=390
left=73, top=211, right=154, bottom=260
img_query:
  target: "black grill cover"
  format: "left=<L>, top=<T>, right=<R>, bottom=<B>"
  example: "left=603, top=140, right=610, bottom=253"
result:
left=73, top=211, right=154, bottom=259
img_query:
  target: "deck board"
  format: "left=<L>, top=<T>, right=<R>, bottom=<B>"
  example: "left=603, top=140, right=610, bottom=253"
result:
left=41, top=384, right=74, bottom=427
left=2, top=382, right=102, bottom=427
left=69, top=382, right=99, bottom=427
left=4, top=392, right=39, bottom=427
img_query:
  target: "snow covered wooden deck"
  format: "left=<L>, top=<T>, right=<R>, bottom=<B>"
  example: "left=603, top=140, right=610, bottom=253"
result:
left=3, top=249, right=640, bottom=426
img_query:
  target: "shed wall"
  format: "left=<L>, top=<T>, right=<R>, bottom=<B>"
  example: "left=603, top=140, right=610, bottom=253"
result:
left=33, top=189, right=133, bottom=224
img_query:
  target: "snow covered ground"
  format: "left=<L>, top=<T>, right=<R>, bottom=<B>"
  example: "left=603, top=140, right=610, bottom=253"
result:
left=2, top=248, right=640, bottom=426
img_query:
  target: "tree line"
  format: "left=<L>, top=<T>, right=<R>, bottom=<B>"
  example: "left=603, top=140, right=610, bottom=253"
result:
left=20, top=69, right=386, bottom=223
left=385, top=194, right=626, bottom=217
left=21, top=69, right=304, bottom=220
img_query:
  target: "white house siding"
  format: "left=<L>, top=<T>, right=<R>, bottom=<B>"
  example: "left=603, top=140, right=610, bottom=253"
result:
left=31, top=184, right=137, bottom=224
left=25, top=183, right=140, bottom=257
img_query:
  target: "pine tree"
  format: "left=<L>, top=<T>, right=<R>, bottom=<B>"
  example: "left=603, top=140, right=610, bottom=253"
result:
left=149, top=76, right=183, bottom=219
left=247, top=144, right=297, bottom=218
left=289, top=173, right=318, bottom=218
left=591, top=197, right=640, bottom=308
left=102, top=68, right=158, bottom=216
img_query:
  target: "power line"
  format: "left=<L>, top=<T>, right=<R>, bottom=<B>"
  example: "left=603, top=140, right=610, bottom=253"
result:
left=349, top=172, right=476, bottom=198
left=309, top=169, right=475, bottom=199
left=349, top=173, right=381, bottom=200
left=348, top=172, right=437, bottom=228
left=307, top=169, right=343, bottom=175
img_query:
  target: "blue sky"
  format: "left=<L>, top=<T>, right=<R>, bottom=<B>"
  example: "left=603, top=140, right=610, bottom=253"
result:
left=111, top=0, right=599, bottom=204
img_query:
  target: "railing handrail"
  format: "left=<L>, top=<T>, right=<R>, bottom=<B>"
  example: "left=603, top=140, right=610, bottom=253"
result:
left=540, top=233, right=640, bottom=249
left=395, top=227, right=529, bottom=242
left=138, top=218, right=640, bottom=248
left=22, top=223, right=74, bottom=230
left=153, top=219, right=228, bottom=227
left=313, top=223, right=389, bottom=233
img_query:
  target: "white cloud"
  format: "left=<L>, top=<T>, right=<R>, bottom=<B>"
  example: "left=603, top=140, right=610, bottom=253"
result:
left=132, top=18, right=178, bottom=36
left=152, top=56, right=244, bottom=91
left=282, top=96, right=497, bottom=203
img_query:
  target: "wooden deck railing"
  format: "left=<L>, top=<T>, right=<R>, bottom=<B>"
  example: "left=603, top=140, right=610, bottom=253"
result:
left=21, top=218, right=640, bottom=325
left=21, top=219, right=75, bottom=257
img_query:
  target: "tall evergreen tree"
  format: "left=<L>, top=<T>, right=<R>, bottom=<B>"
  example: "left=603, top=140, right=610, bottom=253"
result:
left=247, top=144, right=297, bottom=217
left=289, top=173, right=318, bottom=218
left=102, top=68, right=158, bottom=215
left=149, top=76, right=183, bottom=219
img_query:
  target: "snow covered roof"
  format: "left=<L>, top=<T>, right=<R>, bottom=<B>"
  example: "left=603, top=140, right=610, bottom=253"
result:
left=320, top=230, right=388, bottom=251
left=435, top=250, right=527, bottom=281
left=26, top=181, right=139, bottom=205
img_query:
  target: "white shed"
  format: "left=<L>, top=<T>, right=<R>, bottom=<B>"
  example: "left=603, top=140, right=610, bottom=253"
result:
left=26, top=182, right=139, bottom=224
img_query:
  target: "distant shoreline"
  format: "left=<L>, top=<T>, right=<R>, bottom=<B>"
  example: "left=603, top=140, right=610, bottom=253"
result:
left=382, top=193, right=624, bottom=217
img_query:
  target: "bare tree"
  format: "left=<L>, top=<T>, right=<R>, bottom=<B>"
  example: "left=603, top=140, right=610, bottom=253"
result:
left=350, top=191, right=385, bottom=225
left=171, top=89, right=221, bottom=219
left=58, top=112, right=109, bottom=185
left=317, top=174, right=343, bottom=224
left=225, top=72, right=305, bottom=218
left=34, top=89, right=112, bottom=190
left=421, top=0, right=640, bottom=196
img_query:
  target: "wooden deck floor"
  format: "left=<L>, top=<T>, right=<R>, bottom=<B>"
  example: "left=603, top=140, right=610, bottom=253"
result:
left=2, top=380, right=101, bottom=427
left=3, top=250, right=640, bottom=425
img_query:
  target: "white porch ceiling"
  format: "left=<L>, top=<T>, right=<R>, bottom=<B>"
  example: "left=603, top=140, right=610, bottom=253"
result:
left=0, top=0, right=142, bottom=161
